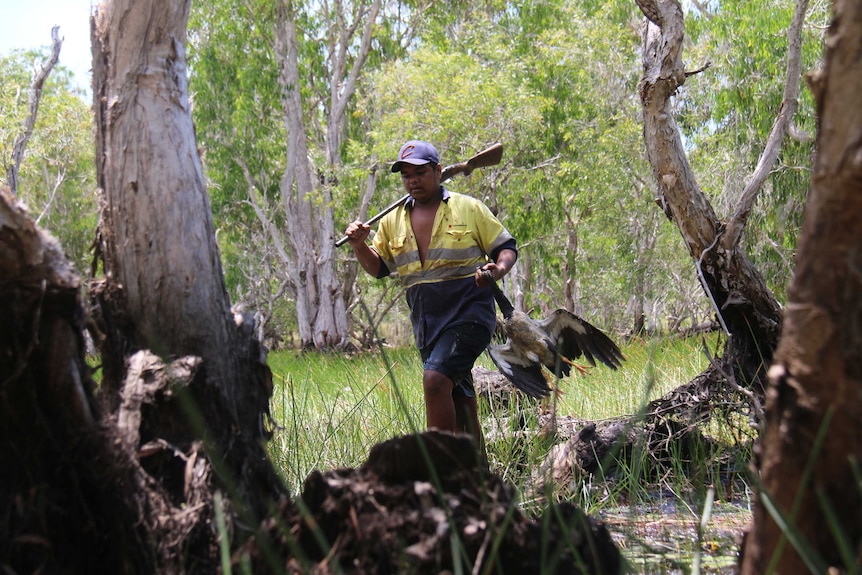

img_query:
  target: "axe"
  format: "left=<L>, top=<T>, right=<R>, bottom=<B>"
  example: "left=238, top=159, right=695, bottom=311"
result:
left=335, top=143, right=503, bottom=247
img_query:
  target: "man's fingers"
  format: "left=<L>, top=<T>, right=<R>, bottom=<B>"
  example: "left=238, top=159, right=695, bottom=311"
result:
left=475, top=268, right=495, bottom=286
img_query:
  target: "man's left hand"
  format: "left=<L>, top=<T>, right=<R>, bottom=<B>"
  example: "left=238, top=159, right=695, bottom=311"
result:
left=475, top=265, right=500, bottom=287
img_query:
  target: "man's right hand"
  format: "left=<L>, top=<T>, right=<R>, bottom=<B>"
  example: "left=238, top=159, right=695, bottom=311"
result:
left=344, top=220, right=371, bottom=246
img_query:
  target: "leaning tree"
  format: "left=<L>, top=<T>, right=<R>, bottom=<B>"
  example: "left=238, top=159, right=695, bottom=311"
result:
left=633, top=0, right=811, bottom=396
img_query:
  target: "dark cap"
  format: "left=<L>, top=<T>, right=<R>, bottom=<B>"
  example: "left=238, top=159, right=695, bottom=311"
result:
left=390, top=140, right=440, bottom=173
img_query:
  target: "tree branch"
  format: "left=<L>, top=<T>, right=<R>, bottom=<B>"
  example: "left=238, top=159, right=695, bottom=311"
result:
left=689, top=0, right=714, bottom=20
left=722, top=0, right=810, bottom=250
left=7, top=26, right=63, bottom=197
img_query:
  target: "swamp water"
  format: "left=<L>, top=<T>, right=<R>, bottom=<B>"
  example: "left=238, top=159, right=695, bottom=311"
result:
left=598, top=488, right=751, bottom=574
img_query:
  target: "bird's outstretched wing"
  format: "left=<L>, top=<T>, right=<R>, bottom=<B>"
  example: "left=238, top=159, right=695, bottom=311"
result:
left=537, top=309, right=625, bottom=377
left=486, top=341, right=552, bottom=398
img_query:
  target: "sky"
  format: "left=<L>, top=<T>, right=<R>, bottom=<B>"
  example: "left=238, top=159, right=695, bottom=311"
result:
left=0, top=0, right=96, bottom=93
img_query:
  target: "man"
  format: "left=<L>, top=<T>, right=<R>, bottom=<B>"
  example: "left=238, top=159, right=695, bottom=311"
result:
left=344, top=140, right=517, bottom=451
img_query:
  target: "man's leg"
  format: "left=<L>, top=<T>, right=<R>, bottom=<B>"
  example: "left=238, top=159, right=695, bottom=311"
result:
left=421, top=323, right=491, bottom=444
left=423, top=369, right=456, bottom=432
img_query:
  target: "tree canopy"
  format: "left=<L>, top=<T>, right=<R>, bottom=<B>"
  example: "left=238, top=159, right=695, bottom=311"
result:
left=3, top=0, right=823, bottom=348
left=0, top=50, right=96, bottom=274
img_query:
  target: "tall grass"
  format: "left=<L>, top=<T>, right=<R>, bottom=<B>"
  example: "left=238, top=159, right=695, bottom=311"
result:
left=262, top=333, right=753, bottom=572
left=267, top=347, right=427, bottom=493
left=267, top=334, right=727, bottom=496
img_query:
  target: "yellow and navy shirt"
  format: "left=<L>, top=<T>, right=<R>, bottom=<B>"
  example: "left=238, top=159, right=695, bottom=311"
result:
left=372, top=187, right=517, bottom=350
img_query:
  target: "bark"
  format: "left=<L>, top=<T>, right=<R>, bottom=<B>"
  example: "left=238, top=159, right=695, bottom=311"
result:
left=274, top=0, right=380, bottom=350
left=0, top=186, right=158, bottom=572
left=628, top=196, right=658, bottom=338
left=90, top=0, right=283, bottom=532
left=323, top=0, right=381, bottom=166
left=740, top=1, right=862, bottom=571
left=563, top=208, right=582, bottom=315
left=635, top=0, right=784, bottom=389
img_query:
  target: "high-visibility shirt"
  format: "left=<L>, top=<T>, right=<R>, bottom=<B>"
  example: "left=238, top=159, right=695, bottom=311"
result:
left=372, top=187, right=517, bottom=350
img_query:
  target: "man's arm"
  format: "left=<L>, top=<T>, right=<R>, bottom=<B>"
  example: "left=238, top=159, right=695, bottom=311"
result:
left=344, top=220, right=383, bottom=277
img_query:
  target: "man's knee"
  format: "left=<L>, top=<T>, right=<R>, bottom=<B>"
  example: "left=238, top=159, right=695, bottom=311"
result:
left=423, top=370, right=453, bottom=398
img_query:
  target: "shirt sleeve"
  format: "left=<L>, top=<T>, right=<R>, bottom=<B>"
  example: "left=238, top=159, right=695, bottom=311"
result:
left=490, top=238, right=518, bottom=262
left=371, top=217, right=397, bottom=278
left=470, top=198, right=517, bottom=258
left=375, top=259, right=391, bottom=279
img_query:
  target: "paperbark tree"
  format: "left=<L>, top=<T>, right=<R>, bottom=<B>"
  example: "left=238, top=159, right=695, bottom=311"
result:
left=633, top=0, right=809, bottom=389
left=740, top=1, right=862, bottom=571
left=90, top=0, right=283, bottom=537
left=188, top=0, right=397, bottom=350
left=274, top=0, right=380, bottom=349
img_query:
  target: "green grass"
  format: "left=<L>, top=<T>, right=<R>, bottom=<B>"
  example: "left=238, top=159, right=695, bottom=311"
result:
left=547, top=335, right=716, bottom=419
left=267, top=346, right=427, bottom=492
left=266, top=333, right=726, bottom=496
left=264, top=333, right=756, bottom=573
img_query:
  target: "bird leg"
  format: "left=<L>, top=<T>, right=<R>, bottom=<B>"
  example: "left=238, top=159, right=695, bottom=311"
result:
left=560, top=355, right=592, bottom=376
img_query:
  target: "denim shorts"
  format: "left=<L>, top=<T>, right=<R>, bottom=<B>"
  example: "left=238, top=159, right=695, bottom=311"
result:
left=420, top=323, right=492, bottom=398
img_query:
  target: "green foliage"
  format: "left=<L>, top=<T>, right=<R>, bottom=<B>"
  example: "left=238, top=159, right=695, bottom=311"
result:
left=267, top=347, right=425, bottom=492
left=186, top=0, right=818, bottom=343
left=0, top=49, right=96, bottom=274
left=188, top=3, right=331, bottom=347
left=1, top=0, right=820, bottom=347
left=350, top=0, right=677, bottom=334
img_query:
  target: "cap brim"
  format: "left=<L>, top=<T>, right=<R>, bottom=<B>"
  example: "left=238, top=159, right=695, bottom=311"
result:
left=391, top=158, right=433, bottom=173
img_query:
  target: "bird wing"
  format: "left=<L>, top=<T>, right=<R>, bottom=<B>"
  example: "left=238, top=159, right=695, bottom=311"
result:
left=486, top=340, right=552, bottom=398
left=537, top=309, right=625, bottom=376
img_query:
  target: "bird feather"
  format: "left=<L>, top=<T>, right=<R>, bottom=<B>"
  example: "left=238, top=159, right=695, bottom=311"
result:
left=486, top=340, right=553, bottom=398
left=537, top=309, right=625, bottom=376
left=483, top=275, right=624, bottom=398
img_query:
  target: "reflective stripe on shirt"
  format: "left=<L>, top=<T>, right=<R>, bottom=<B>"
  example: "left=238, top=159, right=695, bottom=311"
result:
left=373, top=188, right=514, bottom=288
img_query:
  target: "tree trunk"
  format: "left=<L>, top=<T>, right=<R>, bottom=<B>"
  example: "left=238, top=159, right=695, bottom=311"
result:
left=273, top=0, right=380, bottom=350
left=91, top=0, right=283, bottom=531
left=563, top=209, right=583, bottom=315
left=635, top=0, right=783, bottom=389
left=740, top=1, right=862, bottom=571
left=1, top=186, right=160, bottom=573
left=6, top=27, right=62, bottom=197
left=276, top=0, right=350, bottom=349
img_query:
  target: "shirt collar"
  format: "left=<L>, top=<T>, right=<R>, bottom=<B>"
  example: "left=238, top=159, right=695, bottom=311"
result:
left=405, top=186, right=449, bottom=209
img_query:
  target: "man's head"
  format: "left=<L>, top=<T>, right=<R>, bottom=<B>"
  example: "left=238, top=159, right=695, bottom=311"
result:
left=391, top=140, right=440, bottom=173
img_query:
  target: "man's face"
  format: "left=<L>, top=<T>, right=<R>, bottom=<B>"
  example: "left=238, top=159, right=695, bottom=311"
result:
left=399, top=163, right=441, bottom=203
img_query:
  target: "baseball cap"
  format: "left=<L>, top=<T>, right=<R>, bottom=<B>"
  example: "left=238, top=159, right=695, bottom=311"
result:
left=390, top=140, right=440, bottom=173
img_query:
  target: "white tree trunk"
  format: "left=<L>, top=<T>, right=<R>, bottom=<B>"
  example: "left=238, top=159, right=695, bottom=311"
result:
left=92, top=0, right=281, bottom=521
left=93, top=0, right=234, bottom=355
left=275, top=0, right=379, bottom=349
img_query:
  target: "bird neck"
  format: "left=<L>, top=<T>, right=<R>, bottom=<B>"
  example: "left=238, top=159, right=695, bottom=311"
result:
left=489, top=281, right=515, bottom=319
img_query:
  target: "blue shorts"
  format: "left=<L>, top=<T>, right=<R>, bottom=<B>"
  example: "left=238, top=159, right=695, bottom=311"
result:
left=420, top=323, right=492, bottom=398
